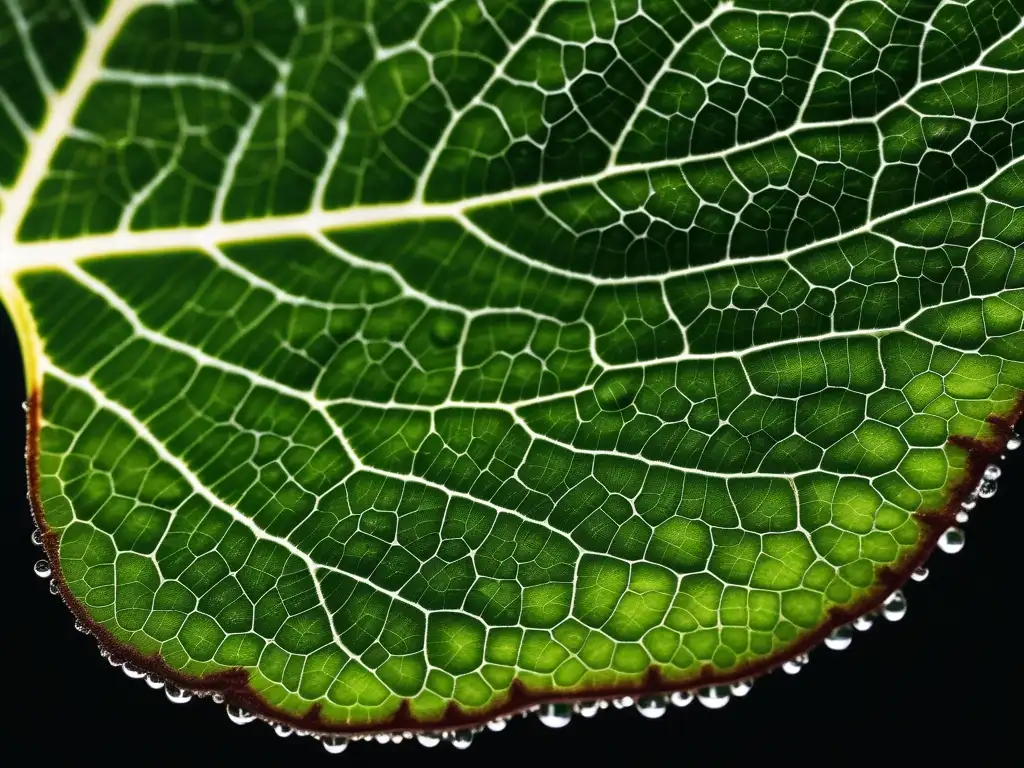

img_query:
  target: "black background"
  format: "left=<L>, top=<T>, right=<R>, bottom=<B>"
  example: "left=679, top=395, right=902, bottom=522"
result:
left=4, top=308, right=1017, bottom=764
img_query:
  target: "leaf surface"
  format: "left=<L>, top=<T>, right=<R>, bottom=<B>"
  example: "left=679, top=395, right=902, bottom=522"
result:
left=2, top=0, right=1022, bottom=732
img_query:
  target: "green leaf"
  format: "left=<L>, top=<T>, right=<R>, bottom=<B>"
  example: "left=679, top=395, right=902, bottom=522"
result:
left=2, top=0, right=1022, bottom=737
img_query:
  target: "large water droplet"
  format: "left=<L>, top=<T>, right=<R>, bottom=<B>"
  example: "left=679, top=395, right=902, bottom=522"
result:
left=145, top=675, right=165, bottom=690
left=670, top=691, right=694, bottom=708
left=1006, top=433, right=1021, bottom=451
left=416, top=733, right=441, bottom=748
left=911, top=565, right=929, bottom=582
left=576, top=701, right=601, bottom=718
left=31, top=528, right=43, bottom=546
left=449, top=731, right=474, bottom=750
left=322, top=736, right=348, bottom=754
left=636, top=696, right=667, bottom=719
left=938, top=527, right=966, bottom=554
left=34, top=559, right=51, bottom=578
left=165, top=685, right=192, bottom=704
left=825, top=625, right=853, bottom=651
left=273, top=723, right=293, bottom=738
left=882, top=590, right=907, bottom=622
left=538, top=703, right=572, bottom=728
left=977, top=480, right=998, bottom=499
left=853, top=614, right=874, bottom=632
left=122, top=663, right=146, bottom=679
left=486, top=718, right=506, bottom=732
left=730, top=680, right=753, bottom=697
left=227, top=705, right=256, bottom=725
left=983, top=464, right=1002, bottom=481
left=697, top=686, right=730, bottom=709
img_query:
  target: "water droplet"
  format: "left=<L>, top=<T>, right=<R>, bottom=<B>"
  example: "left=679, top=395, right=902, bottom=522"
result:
left=449, top=731, right=473, bottom=750
left=983, top=464, right=1002, bottom=481
left=1006, top=433, right=1021, bottom=451
left=977, top=480, right=998, bottom=499
left=636, top=696, right=667, bottom=719
left=145, top=675, right=165, bottom=690
left=107, top=654, right=124, bottom=667
left=416, top=733, right=441, bottom=748
left=21, top=400, right=29, bottom=412
left=912, top=565, right=930, bottom=582
left=730, top=680, right=753, bottom=697
left=73, top=619, right=89, bottom=634
left=374, top=734, right=390, bottom=744
left=697, top=686, right=730, bottom=709
left=882, top=590, right=907, bottom=622
left=227, top=706, right=256, bottom=725
left=576, top=701, right=601, bottom=718
left=322, top=736, right=348, bottom=754
left=825, top=625, right=853, bottom=651
left=273, top=723, right=293, bottom=738
left=538, top=703, right=573, bottom=728
left=212, top=693, right=225, bottom=704
left=961, top=497, right=977, bottom=511
left=611, top=696, right=633, bottom=709
left=782, top=659, right=804, bottom=675
left=429, top=315, right=463, bottom=347
left=670, top=691, right=694, bottom=708
left=31, top=528, right=43, bottom=546
left=854, top=614, right=874, bottom=631
left=122, top=663, right=145, bottom=679
left=165, top=685, right=192, bottom=704
left=955, top=510, right=970, bottom=524
left=49, top=579, right=59, bottom=595
left=486, top=718, right=507, bottom=732
left=34, top=559, right=51, bottom=578
left=938, top=527, right=966, bottom=554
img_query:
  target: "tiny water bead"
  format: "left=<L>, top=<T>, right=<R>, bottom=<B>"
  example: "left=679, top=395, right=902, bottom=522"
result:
left=956, top=510, right=970, bottom=524
left=782, top=654, right=809, bottom=675
left=165, top=685, right=192, bottom=704
left=730, top=680, right=753, bottom=697
left=697, top=686, right=730, bottom=709
left=48, top=579, right=59, bottom=595
left=612, top=696, right=634, bottom=709
left=939, top=527, right=966, bottom=554
left=449, top=731, right=474, bottom=750
left=73, top=619, right=89, bottom=633
left=825, top=625, right=854, bottom=651
left=961, top=497, right=977, bottom=511
left=374, top=734, right=391, bottom=744
left=486, top=718, right=507, bottom=732
left=576, top=701, right=601, bottom=718
left=1007, top=433, right=1021, bottom=451
left=636, top=697, right=668, bottom=719
left=226, top=706, right=256, bottom=725
left=670, top=691, right=694, bottom=708
left=30, top=528, right=42, bottom=546
left=273, top=723, right=294, bottom=738
left=911, top=565, right=930, bottom=582
left=983, top=464, right=1002, bottom=481
left=322, top=736, right=348, bottom=755
left=537, top=703, right=573, bottom=728
left=882, top=590, right=908, bottom=622
left=33, top=559, right=51, bottom=578
left=416, top=733, right=441, bottom=748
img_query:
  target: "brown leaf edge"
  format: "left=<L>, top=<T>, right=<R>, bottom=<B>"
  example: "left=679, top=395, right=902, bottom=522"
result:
left=26, top=388, right=1024, bottom=738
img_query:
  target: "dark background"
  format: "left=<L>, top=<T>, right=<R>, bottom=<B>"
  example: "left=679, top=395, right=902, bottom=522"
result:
left=5, top=308, right=1016, bottom=764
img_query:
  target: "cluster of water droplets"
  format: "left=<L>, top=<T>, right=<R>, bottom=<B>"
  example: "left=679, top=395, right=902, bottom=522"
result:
left=26, top=431, right=1018, bottom=752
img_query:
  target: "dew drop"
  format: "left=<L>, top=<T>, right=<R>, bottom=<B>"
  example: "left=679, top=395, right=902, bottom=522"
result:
left=145, top=675, right=165, bottom=690
left=273, top=723, right=293, bottom=738
left=122, top=663, right=146, bottom=679
left=961, top=497, right=977, bottom=511
left=34, top=559, right=51, bottom=578
left=486, top=718, right=507, bottom=732
left=165, top=685, right=192, bottom=704
left=226, top=706, right=256, bottom=725
left=882, top=590, right=907, bottom=622
left=31, top=528, right=43, bottom=546
left=636, top=696, right=668, bottom=719
left=983, top=464, right=1002, bottom=481
left=854, top=614, right=874, bottom=631
left=212, top=693, right=225, bottom=704
left=576, top=701, right=601, bottom=718
left=374, top=734, right=391, bottom=744
left=1006, top=433, right=1021, bottom=451
left=825, top=625, right=853, bottom=651
left=938, top=527, right=966, bottom=554
left=977, top=480, right=998, bottom=499
left=416, top=733, right=441, bottom=748
left=322, top=736, right=348, bottom=754
left=956, top=510, right=970, bottom=524
left=538, top=703, right=573, bottom=728
left=73, top=619, right=89, bottom=634
left=391, top=733, right=404, bottom=744
left=697, top=686, right=730, bottom=709
left=49, top=579, right=59, bottom=595
left=670, top=691, right=694, bottom=708
left=611, top=696, right=633, bottom=709
left=782, top=659, right=804, bottom=675
left=911, top=565, right=929, bottom=582
left=730, top=680, right=753, bottom=697
left=449, top=731, right=474, bottom=750
left=21, top=400, right=28, bottom=412
left=107, top=654, right=124, bottom=667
